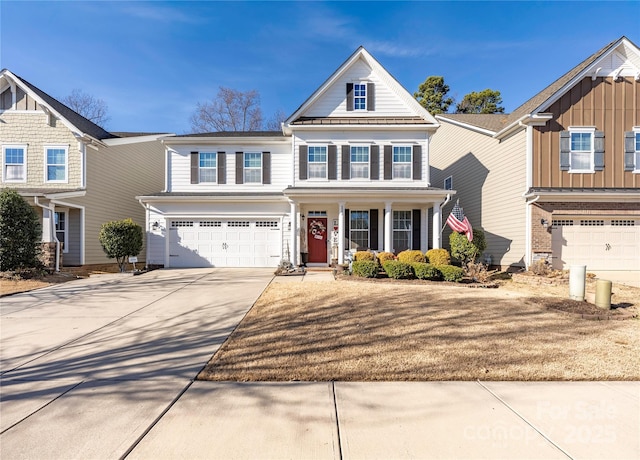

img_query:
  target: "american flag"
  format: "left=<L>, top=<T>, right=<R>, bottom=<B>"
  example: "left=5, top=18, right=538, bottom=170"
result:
left=446, top=200, right=473, bottom=241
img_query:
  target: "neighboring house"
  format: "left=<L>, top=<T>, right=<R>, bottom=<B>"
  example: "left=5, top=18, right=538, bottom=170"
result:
left=430, top=36, right=640, bottom=273
left=139, top=47, right=451, bottom=268
left=0, top=69, right=169, bottom=268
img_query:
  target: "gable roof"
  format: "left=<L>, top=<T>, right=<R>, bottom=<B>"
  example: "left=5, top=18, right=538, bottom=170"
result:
left=1, top=69, right=115, bottom=142
left=283, top=47, right=438, bottom=131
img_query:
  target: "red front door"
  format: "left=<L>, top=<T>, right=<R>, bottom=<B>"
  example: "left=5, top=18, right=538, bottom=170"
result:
left=308, top=218, right=328, bottom=263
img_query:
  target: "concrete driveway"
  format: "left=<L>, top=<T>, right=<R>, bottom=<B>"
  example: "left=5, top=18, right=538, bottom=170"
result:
left=0, top=268, right=274, bottom=459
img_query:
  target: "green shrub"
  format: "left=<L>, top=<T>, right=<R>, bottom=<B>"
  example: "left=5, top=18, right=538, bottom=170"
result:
left=438, top=265, right=465, bottom=282
left=376, top=251, right=396, bottom=264
left=0, top=189, right=42, bottom=271
left=449, top=229, right=487, bottom=265
left=397, top=249, right=425, bottom=263
left=353, top=251, right=374, bottom=261
left=351, top=260, right=379, bottom=278
left=98, top=218, right=143, bottom=272
left=382, top=260, right=414, bottom=279
left=412, top=262, right=441, bottom=280
left=426, top=248, right=450, bottom=266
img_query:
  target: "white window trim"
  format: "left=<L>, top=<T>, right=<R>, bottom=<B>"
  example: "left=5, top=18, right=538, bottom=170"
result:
left=568, top=127, right=595, bottom=174
left=634, top=127, right=640, bottom=174
left=353, top=82, right=367, bottom=111
left=2, top=144, right=27, bottom=183
left=244, top=152, right=262, bottom=184
left=44, top=144, right=69, bottom=183
left=392, top=210, right=412, bottom=252
left=444, top=175, right=453, bottom=190
left=392, top=145, right=413, bottom=180
left=55, top=209, right=69, bottom=254
left=350, top=145, right=370, bottom=180
left=349, top=210, right=370, bottom=250
left=307, top=145, right=328, bottom=180
left=199, top=152, right=217, bottom=183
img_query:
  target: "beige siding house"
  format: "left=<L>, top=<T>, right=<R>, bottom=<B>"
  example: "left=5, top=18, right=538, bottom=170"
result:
left=0, top=69, right=168, bottom=268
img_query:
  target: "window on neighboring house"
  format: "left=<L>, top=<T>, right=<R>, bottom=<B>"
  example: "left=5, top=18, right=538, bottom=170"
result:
left=199, top=152, right=217, bottom=183
left=393, top=210, right=411, bottom=252
left=635, top=131, right=640, bottom=172
left=444, top=176, right=453, bottom=190
left=349, top=210, right=369, bottom=250
left=55, top=211, right=68, bottom=253
left=244, top=152, right=262, bottom=183
left=350, top=146, right=369, bottom=179
left=308, top=146, right=327, bottom=179
left=3, top=145, right=26, bottom=182
left=393, top=146, right=412, bottom=179
left=46, top=146, right=67, bottom=182
left=354, top=83, right=367, bottom=110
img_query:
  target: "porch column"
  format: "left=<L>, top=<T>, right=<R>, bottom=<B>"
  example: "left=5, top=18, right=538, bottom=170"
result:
left=338, top=202, right=345, bottom=264
left=384, top=202, right=392, bottom=253
left=290, top=201, right=298, bottom=265
left=41, top=207, right=54, bottom=242
left=422, top=206, right=430, bottom=252
left=432, top=201, right=442, bottom=249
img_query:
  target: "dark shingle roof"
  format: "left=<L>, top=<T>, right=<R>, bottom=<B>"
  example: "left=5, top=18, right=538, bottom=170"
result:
left=176, top=131, right=285, bottom=138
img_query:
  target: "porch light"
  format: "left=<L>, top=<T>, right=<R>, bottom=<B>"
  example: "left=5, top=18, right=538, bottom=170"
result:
left=540, top=219, right=549, bottom=228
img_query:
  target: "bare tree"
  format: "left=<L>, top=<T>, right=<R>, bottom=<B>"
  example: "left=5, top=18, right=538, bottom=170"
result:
left=62, top=89, right=110, bottom=127
left=264, top=109, right=287, bottom=131
left=190, top=87, right=264, bottom=132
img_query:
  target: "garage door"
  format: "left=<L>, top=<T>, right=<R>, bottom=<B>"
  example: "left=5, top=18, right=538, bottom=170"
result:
left=168, top=219, right=282, bottom=268
left=551, top=218, right=640, bottom=271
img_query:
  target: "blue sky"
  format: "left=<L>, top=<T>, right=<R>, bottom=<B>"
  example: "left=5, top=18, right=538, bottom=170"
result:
left=2, top=1, right=639, bottom=134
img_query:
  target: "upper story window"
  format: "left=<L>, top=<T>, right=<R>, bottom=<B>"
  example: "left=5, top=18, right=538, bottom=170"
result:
left=560, top=128, right=603, bottom=173
left=45, top=146, right=68, bottom=182
left=570, top=131, right=593, bottom=171
left=636, top=132, right=640, bottom=172
left=3, top=145, right=26, bottom=182
left=354, top=84, right=367, bottom=110
left=393, top=146, right=412, bottom=179
left=199, top=152, right=217, bottom=183
left=444, top=176, right=453, bottom=190
left=308, top=146, right=327, bottom=179
left=625, top=130, right=640, bottom=173
left=244, top=152, right=262, bottom=183
left=350, top=146, right=369, bottom=179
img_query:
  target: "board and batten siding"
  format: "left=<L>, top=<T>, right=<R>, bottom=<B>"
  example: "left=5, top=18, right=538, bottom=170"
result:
left=533, top=76, right=640, bottom=189
left=168, top=143, right=291, bottom=192
left=304, top=59, right=417, bottom=118
left=430, top=121, right=527, bottom=269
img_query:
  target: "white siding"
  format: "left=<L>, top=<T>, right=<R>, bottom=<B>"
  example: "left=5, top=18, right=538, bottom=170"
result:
left=430, top=122, right=527, bottom=269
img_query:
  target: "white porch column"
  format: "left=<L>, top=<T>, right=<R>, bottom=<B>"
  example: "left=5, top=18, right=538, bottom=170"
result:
left=422, top=206, right=430, bottom=252
left=338, top=202, right=345, bottom=264
left=41, top=207, right=54, bottom=242
left=289, top=201, right=298, bottom=265
left=384, top=202, right=392, bottom=253
left=432, top=201, right=442, bottom=249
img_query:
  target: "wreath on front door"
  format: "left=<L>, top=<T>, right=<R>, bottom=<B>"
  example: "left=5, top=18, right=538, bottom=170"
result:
left=309, top=219, right=326, bottom=240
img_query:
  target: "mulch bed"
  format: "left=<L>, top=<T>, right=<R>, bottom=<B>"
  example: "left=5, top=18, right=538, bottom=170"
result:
left=538, top=298, right=638, bottom=321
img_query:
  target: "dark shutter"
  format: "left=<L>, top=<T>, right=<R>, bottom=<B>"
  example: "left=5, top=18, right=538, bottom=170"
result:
left=412, top=209, right=421, bottom=250
left=370, top=145, right=379, bottom=180
left=559, top=131, right=570, bottom=171
left=328, top=145, right=337, bottom=180
left=262, top=152, right=271, bottom=184
left=342, top=145, right=350, bottom=180
left=217, top=152, right=226, bottom=184
left=383, top=145, right=392, bottom=180
left=412, top=145, right=422, bottom=180
left=369, top=209, right=379, bottom=250
left=299, top=145, right=308, bottom=180
left=190, top=152, right=199, bottom=184
left=345, top=209, right=350, bottom=249
left=624, top=131, right=636, bottom=171
left=235, top=152, right=244, bottom=184
left=346, top=83, right=354, bottom=111
left=594, top=131, right=604, bottom=171
left=367, top=83, right=375, bottom=111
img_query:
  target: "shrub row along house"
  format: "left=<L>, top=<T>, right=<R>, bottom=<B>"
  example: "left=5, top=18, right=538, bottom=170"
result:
left=2, top=37, right=639, bottom=274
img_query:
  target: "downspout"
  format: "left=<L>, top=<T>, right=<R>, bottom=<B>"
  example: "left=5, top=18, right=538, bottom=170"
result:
left=34, top=196, right=60, bottom=272
left=523, top=124, right=536, bottom=270
left=439, top=193, right=452, bottom=234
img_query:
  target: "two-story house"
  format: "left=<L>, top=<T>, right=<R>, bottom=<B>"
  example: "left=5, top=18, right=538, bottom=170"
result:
left=139, top=47, right=451, bottom=268
left=430, top=36, right=640, bottom=275
left=0, top=69, right=168, bottom=269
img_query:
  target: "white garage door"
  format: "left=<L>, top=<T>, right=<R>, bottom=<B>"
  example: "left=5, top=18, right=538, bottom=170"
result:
left=168, top=219, right=282, bottom=268
left=551, top=218, right=640, bottom=271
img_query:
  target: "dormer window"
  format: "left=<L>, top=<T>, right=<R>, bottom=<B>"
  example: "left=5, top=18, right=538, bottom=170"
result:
left=354, top=84, right=367, bottom=110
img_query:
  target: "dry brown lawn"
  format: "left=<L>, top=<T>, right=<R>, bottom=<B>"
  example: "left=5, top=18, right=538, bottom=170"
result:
left=199, top=278, right=640, bottom=382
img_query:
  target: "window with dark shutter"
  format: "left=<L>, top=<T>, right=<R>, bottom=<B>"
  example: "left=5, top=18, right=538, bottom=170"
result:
left=344, top=209, right=350, bottom=246
left=559, top=131, right=571, bottom=171
left=412, top=145, right=422, bottom=180
left=346, top=83, right=354, bottom=111
left=341, top=145, right=350, bottom=180
left=370, top=209, right=379, bottom=250
left=383, top=146, right=392, bottom=180
left=235, top=152, right=244, bottom=184
left=262, top=152, right=271, bottom=184
left=370, top=145, right=379, bottom=180
left=328, top=145, right=337, bottom=180
left=367, top=83, right=375, bottom=111
left=190, top=152, right=199, bottom=184
left=217, top=152, right=226, bottom=184
left=412, top=209, right=421, bottom=250
left=624, top=131, right=636, bottom=171
left=299, top=145, right=308, bottom=180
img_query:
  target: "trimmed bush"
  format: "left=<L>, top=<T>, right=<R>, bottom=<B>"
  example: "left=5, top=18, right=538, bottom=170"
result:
left=351, top=260, right=379, bottom=278
left=438, top=265, right=465, bottom=282
left=382, top=260, right=414, bottom=279
left=450, top=229, right=487, bottom=265
left=98, top=218, right=143, bottom=272
left=0, top=189, right=42, bottom=271
left=412, top=262, right=442, bottom=280
left=376, top=251, right=396, bottom=264
left=397, top=249, right=425, bottom=263
left=353, top=251, right=374, bottom=261
left=426, top=248, right=450, bottom=266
